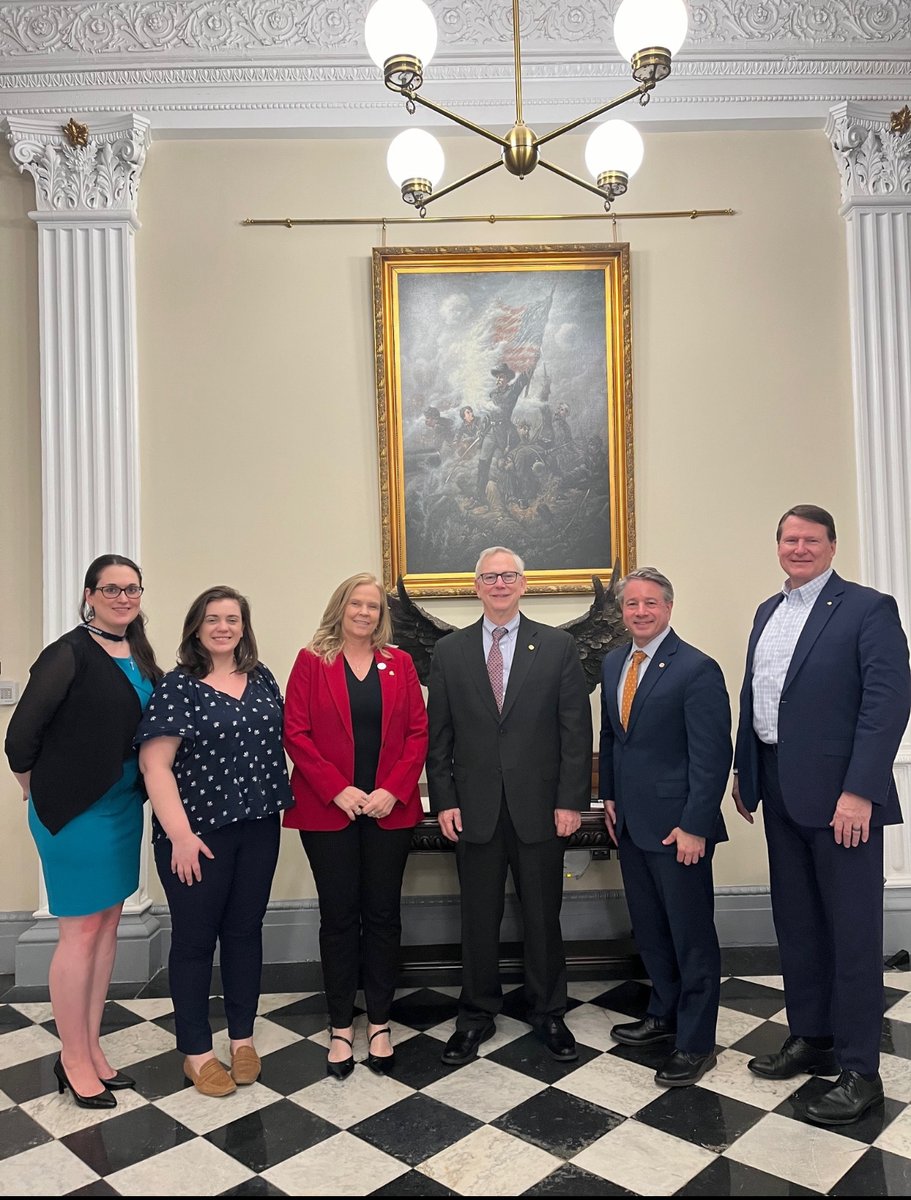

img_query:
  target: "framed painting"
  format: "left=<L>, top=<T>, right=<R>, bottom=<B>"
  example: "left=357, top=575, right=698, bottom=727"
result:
left=372, top=243, right=634, bottom=596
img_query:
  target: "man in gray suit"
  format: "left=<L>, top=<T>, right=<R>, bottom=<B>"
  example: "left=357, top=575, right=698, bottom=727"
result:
left=427, top=546, right=592, bottom=1065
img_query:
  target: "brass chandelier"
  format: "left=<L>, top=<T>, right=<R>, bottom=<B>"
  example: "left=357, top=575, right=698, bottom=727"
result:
left=365, top=0, right=689, bottom=216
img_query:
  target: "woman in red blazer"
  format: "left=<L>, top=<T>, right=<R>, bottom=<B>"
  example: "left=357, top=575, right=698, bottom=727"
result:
left=283, top=573, right=428, bottom=1080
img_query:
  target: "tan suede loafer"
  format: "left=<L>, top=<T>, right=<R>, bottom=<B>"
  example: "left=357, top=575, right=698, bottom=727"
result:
left=183, top=1056, right=236, bottom=1097
left=230, top=1045, right=262, bottom=1086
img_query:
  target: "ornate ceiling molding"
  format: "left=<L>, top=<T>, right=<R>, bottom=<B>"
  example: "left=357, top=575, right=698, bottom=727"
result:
left=826, top=101, right=911, bottom=203
left=0, top=1, right=908, bottom=133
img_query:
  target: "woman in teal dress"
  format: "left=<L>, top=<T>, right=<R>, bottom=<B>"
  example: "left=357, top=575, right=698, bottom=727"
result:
left=4, top=555, right=162, bottom=1108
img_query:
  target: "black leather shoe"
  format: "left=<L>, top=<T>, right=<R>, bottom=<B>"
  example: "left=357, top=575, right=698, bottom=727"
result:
left=98, top=1070, right=136, bottom=1091
left=366, top=1027, right=395, bottom=1076
left=655, top=1049, right=717, bottom=1087
left=804, top=1071, right=884, bottom=1126
left=610, top=1015, right=676, bottom=1046
left=441, top=1023, right=495, bottom=1065
left=748, top=1035, right=839, bottom=1080
left=326, top=1031, right=355, bottom=1080
left=54, top=1057, right=116, bottom=1109
left=535, top=1016, right=578, bottom=1062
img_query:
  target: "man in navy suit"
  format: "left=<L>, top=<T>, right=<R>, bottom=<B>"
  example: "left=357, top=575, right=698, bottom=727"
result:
left=599, top=567, right=732, bottom=1087
left=733, top=505, right=910, bottom=1126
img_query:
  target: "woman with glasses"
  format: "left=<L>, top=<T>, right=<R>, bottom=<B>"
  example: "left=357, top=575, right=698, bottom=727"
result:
left=283, top=573, right=428, bottom=1078
left=5, top=555, right=162, bottom=1109
left=137, top=587, right=293, bottom=1097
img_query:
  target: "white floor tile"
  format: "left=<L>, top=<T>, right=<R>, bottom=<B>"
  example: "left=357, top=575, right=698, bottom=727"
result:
left=422, top=1056, right=546, bottom=1122
left=697, top=1047, right=804, bottom=1110
left=573, top=1118, right=716, bottom=1194
left=288, top=1068, right=415, bottom=1129
left=0, top=1025, right=60, bottom=1072
left=724, top=1111, right=867, bottom=1191
left=420, top=1124, right=561, bottom=1195
left=21, top=1084, right=148, bottom=1137
left=154, top=1079, right=283, bottom=1135
left=106, top=1135, right=254, bottom=1196
left=552, top=1052, right=661, bottom=1117
left=0, top=1140, right=99, bottom=1197
left=262, top=1131, right=407, bottom=1195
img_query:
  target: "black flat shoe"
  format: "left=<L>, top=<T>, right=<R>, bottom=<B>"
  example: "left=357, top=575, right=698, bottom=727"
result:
left=326, top=1031, right=355, bottom=1080
left=366, top=1027, right=395, bottom=1075
left=98, top=1070, right=136, bottom=1091
left=54, top=1057, right=116, bottom=1109
left=534, top=1016, right=578, bottom=1062
left=804, top=1070, right=884, bottom=1126
left=655, top=1049, right=717, bottom=1087
left=748, top=1035, right=839, bottom=1080
left=441, top=1022, right=496, bottom=1066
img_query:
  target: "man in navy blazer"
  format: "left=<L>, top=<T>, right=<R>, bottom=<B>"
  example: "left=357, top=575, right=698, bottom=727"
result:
left=599, top=567, right=732, bottom=1087
left=733, top=504, right=910, bottom=1126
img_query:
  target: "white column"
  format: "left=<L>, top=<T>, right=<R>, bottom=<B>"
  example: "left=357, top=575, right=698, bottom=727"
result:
left=826, top=102, right=911, bottom=891
left=6, top=114, right=153, bottom=918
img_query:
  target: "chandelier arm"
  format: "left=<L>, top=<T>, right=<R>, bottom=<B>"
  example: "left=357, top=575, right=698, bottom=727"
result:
left=421, top=159, right=506, bottom=208
left=535, top=82, right=655, bottom=149
left=512, top=0, right=523, bottom=126
left=406, top=91, right=510, bottom=148
left=537, top=158, right=612, bottom=202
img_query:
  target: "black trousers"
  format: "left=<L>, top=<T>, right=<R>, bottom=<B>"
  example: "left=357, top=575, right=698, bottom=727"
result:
left=300, top=819, right=413, bottom=1027
left=759, top=743, right=885, bottom=1075
left=618, top=828, right=720, bottom=1054
left=155, top=814, right=280, bottom=1055
left=455, top=800, right=567, bottom=1031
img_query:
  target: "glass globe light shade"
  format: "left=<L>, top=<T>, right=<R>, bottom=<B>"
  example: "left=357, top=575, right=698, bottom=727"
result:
left=387, top=129, right=445, bottom=188
left=365, top=0, right=438, bottom=70
left=613, top=0, right=688, bottom=60
left=584, top=120, right=645, bottom=180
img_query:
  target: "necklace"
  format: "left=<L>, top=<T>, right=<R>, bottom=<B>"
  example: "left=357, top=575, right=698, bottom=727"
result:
left=83, top=622, right=127, bottom=643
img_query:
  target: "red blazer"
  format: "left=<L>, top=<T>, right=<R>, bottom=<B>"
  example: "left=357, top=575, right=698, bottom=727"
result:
left=283, top=645, right=428, bottom=831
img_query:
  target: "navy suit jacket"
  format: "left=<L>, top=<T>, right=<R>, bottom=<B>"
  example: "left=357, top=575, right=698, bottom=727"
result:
left=599, top=630, right=732, bottom=852
left=734, top=571, right=910, bottom=828
left=427, top=614, right=592, bottom=844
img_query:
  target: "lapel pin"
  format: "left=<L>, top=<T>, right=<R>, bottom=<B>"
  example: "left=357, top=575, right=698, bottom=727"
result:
left=826, top=601, right=832, bottom=606
left=528, top=644, right=535, bottom=650
left=658, top=662, right=666, bottom=668
left=377, top=662, right=387, bottom=670
left=389, top=670, right=395, bottom=676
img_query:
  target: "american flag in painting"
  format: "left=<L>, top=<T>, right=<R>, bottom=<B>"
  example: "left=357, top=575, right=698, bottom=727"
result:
left=488, top=289, right=555, bottom=376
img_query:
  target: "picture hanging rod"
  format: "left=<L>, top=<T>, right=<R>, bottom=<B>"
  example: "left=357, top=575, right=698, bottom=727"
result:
left=241, top=208, right=735, bottom=228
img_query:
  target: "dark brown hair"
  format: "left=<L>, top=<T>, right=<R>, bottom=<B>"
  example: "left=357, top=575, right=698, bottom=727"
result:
left=81, top=554, right=163, bottom=683
left=776, top=505, right=837, bottom=543
left=177, top=585, right=260, bottom=678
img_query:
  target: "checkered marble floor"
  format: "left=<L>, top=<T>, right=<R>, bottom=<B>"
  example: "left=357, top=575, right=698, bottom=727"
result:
left=1, top=956, right=909, bottom=1197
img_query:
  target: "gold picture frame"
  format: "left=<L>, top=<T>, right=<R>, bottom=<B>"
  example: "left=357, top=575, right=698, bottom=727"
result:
left=373, top=243, right=634, bottom=596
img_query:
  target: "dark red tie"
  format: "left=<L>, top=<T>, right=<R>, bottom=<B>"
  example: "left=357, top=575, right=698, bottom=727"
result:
left=487, top=626, right=508, bottom=711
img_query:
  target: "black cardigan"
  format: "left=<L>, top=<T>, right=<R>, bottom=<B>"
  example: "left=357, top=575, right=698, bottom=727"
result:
left=4, top=627, right=145, bottom=835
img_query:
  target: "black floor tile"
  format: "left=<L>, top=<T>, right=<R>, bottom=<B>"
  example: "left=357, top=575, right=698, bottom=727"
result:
left=0, top=1105, right=54, bottom=1159
left=388, top=987, right=460, bottom=1030
left=122, top=1051, right=186, bottom=1101
left=66, top=1181, right=121, bottom=1196
left=207, top=1099, right=337, bottom=1172
left=493, top=1088, right=621, bottom=1157
left=42, top=1000, right=147, bottom=1041
left=635, top=1086, right=765, bottom=1151
left=524, top=1162, right=637, bottom=1194
left=0, top=1049, right=61, bottom=1104
left=383, top=1032, right=464, bottom=1090
left=486, top=1030, right=601, bottom=1084
left=677, top=1156, right=822, bottom=1195
left=729, top=1020, right=796, bottom=1059
left=588, top=979, right=652, bottom=1017
left=606, top=1038, right=675, bottom=1072
left=0, top=1003, right=38, bottom=1033
left=246, top=1037, right=327, bottom=1095
left=883, top=986, right=908, bottom=1014
left=153, top=1008, right=228, bottom=1040
left=263, top=993, right=332, bottom=1038
left=881, top=1016, right=911, bottom=1059
left=717, top=977, right=786, bottom=1018
left=61, top=1106, right=196, bottom=1176
left=219, top=1178, right=288, bottom=1197
left=370, top=1170, right=456, bottom=1195
left=353, top=1093, right=481, bottom=1166
left=828, top=1147, right=911, bottom=1196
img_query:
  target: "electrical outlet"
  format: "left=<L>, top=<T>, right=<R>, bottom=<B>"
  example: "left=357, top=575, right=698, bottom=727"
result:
left=0, top=680, right=20, bottom=705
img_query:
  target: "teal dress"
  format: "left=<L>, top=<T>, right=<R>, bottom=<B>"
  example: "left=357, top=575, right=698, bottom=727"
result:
left=28, top=658, right=154, bottom=918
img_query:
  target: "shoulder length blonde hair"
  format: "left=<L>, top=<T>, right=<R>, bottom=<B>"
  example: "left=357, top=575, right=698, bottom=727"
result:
left=309, top=573, right=393, bottom=664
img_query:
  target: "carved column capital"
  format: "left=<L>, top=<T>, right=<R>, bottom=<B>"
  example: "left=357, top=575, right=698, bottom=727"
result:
left=825, top=102, right=911, bottom=207
left=5, top=113, right=151, bottom=214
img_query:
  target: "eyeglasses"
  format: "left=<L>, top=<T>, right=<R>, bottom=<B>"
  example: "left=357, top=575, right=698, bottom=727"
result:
left=96, top=584, right=144, bottom=599
left=477, top=571, right=523, bottom=585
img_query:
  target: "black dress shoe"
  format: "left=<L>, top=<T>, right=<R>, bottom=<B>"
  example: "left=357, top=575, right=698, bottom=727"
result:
left=804, top=1071, right=884, bottom=1126
left=54, top=1057, right=116, bottom=1109
left=366, top=1027, right=395, bottom=1075
left=655, top=1049, right=717, bottom=1087
left=441, top=1023, right=495, bottom=1065
left=535, top=1016, right=578, bottom=1061
left=748, top=1035, right=839, bottom=1080
left=98, top=1070, right=136, bottom=1091
left=610, top=1015, right=676, bottom=1046
left=326, top=1031, right=355, bottom=1080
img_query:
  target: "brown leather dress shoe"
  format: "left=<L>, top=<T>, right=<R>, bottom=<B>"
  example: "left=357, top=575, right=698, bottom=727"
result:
left=183, top=1056, right=236, bottom=1097
left=230, top=1045, right=262, bottom=1086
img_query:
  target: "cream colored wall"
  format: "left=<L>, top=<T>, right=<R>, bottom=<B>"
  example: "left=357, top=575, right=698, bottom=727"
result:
left=0, top=125, right=856, bottom=910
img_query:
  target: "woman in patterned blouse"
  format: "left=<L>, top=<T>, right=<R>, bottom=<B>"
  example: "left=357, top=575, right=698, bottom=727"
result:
left=138, top=586, right=292, bottom=1097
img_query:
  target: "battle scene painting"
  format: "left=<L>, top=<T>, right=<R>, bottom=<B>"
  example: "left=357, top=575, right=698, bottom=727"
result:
left=373, top=245, right=634, bottom=595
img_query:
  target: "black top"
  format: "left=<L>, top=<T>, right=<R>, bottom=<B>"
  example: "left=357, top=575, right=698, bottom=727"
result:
left=4, top=627, right=148, bottom=835
left=135, top=665, right=293, bottom=841
left=345, top=659, right=382, bottom=794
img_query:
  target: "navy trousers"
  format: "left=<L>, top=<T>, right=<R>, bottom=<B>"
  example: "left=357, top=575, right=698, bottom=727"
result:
left=760, top=743, right=884, bottom=1075
left=618, top=828, right=720, bottom=1055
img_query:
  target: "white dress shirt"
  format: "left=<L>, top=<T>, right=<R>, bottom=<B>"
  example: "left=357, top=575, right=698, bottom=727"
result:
left=751, top=567, right=833, bottom=744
